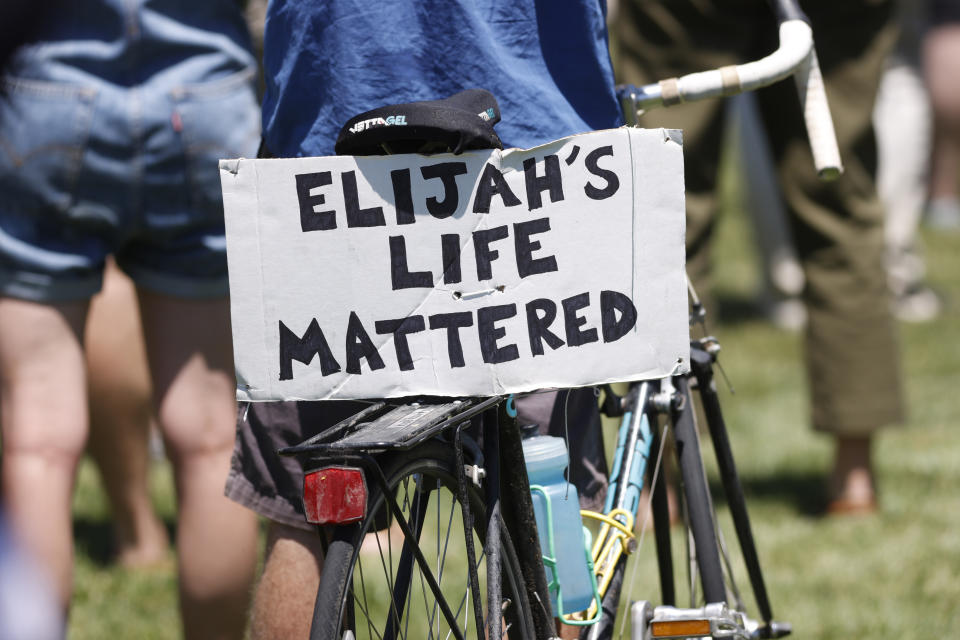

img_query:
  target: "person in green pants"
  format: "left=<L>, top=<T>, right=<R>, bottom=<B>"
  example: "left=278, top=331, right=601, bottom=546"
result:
left=615, top=0, right=904, bottom=513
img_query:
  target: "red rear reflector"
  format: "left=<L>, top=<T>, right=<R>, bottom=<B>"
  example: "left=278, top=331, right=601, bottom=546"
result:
left=303, top=466, right=367, bottom=525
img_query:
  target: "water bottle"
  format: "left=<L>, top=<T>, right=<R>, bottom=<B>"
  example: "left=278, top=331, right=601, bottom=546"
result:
left=521, top=428, right=594, bottom=614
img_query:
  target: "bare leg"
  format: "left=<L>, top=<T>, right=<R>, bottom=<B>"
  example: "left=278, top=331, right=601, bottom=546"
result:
left=85, top=261, right=169, bottom=567
left=0, top=297, right=89, bottom=611
left=874, top=59, right=941, bottom=321
left=138, top=291, right=258, bottom=640
left=250, top=523, right=324, bottom=640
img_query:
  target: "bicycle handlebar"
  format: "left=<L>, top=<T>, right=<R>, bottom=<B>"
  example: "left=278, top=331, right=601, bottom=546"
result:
left=618, top=14, right=843, bottom=181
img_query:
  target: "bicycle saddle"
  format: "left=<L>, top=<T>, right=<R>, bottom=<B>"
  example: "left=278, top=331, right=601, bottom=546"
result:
left=334, top=88, right=503, bottom=156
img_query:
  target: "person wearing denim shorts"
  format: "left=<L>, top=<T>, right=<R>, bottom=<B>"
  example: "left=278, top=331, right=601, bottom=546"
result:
left=0, top=1, right=259, bottom=636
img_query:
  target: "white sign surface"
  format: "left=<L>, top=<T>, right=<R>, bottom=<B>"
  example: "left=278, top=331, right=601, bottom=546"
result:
left=221, top=127, right=688, bottom=401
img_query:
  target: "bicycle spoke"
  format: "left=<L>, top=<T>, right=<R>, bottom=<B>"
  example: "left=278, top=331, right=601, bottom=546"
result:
left=354, top=542, right=395, bottom=640
left=400, top=478, right=418, bottom=640
left=446, top=542, right=482, bottom=627
left=403, top=537, right=415, bottom=640
left=415, top=560, right=433, bottom=636
left=372, top=520, right=400, bottom=632
left=716, top=526, right=743, bottom=611
left=380, top=477, right=414, bottom=638
left=393, top=473, right=435, bottom=640
left=430, top=480, right=465, bottom=637
left=428, top=483, right=479, bottom=639
left=325, top=441, right=533, bottom=640
left=349, top=576, right=386, bottom=640
left=414, top=478, right=455, bottom=639
left=434, top=478, right=440, bottom=638
left=393, top=474, right=421, bottom=640
left=385, top=514, right=406, bottom=640
left=450, top=546, right=489, bottom=639
left=356, top=555, right=377, bottom=640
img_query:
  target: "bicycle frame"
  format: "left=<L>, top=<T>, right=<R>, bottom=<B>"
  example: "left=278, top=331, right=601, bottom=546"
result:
left=566, top=334, right=790, bottom=640
left=285, top=341, right=790, bottom=640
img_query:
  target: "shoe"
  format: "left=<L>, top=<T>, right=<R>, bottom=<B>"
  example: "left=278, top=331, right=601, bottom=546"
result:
left=826, top=496, right=877, bottom=516
left=826, top=436, right=876, bottom=517
left=893, top=285, right=942, bottom=323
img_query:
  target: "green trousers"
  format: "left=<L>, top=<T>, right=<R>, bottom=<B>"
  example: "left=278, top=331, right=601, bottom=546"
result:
left=616, top=0, right=904, bottom=435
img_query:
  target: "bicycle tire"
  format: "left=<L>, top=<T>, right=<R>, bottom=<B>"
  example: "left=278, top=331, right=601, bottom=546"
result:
left=310, top=441, right=536, bottom=640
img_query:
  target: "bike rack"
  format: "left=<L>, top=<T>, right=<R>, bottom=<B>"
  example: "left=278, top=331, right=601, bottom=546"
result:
left=279, top=396, right=501, bottom=456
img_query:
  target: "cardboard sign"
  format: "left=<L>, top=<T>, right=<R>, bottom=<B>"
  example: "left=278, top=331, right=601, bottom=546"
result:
left=221, top=127, right=688, bottom=401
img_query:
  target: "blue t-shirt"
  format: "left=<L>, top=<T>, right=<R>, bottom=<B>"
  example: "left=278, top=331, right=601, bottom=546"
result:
left=262, top=0, right=623, bottom=157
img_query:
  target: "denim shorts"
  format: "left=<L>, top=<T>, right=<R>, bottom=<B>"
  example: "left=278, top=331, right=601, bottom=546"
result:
left=0, top=67, right=260, bottom=302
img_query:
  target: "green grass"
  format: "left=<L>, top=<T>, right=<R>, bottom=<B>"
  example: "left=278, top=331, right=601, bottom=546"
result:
left=693, top=198, right=960, bottom=638
left=69, top=461, right=182, bottom=640
left=64, top=194, right=960, bottom=637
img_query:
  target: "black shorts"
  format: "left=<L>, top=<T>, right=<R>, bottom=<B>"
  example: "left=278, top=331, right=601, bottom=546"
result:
left=224, top=390, right=608, bottom=531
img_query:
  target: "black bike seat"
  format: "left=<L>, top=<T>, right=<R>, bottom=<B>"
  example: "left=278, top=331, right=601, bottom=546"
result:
left=334, top=88, right=503, bottom=156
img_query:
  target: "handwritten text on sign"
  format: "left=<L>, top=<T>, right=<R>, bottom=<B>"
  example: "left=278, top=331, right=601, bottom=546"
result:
left=221, top=128, right=688, bottom=401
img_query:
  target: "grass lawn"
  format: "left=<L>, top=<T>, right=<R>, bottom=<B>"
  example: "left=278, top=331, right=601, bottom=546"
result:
left=703, top=220, right=960, bottom=639
left=63, top=195, right=960, bottom=637
left=599, top=202, right=960, bottom=639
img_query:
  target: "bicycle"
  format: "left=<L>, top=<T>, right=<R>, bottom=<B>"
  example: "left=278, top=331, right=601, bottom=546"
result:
left=275, top=1, right=841, bottom=638
left=280, top=314, right=789, bottom=640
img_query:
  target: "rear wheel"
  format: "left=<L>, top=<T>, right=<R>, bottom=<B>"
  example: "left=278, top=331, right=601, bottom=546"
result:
left=310, top=441, right=535, bottom=639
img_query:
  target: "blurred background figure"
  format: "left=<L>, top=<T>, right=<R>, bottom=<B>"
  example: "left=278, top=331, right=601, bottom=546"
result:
left=875, top=0, right=942, bottom=321
left=0, top=1, right=259, bottom=637
left=616, top=0, right=905, bottom=514
left=82, top=0, right=275, bottom=578
left=2, top=0, right=169, bottom=575
left=924, top=0, right=960, bottom=230
left=726, top=0, right=943, bottom=325
left=0, top=507, right=63, bottom=640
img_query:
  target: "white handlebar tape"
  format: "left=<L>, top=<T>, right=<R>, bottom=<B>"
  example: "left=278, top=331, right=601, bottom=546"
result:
left=642, top=20, right=844, bottom=180
left=660, top=21, right=812, bottom=103
left=792, top=47, right=843, bottom=180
